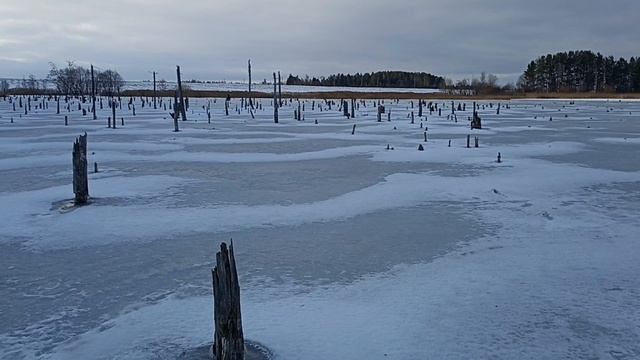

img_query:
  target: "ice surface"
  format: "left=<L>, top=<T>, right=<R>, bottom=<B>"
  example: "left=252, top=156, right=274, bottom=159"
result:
left=0, top=96, right=639, bottom=359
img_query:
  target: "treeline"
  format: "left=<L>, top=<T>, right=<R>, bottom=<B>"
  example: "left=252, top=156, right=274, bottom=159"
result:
left=47, top=61, right=124, bottom=96
left=286, top=71, right=446, bottom=89
left=518, top=51, right=640, bottom=93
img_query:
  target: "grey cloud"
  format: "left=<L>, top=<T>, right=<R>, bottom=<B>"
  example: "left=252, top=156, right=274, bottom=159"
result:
left=1, top=0, right=638, bottom=85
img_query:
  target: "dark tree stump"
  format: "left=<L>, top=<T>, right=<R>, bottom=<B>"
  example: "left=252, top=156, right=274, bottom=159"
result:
left=72, top=133, right=89, bottom=205
left=212, top=242, right=245, bottom=360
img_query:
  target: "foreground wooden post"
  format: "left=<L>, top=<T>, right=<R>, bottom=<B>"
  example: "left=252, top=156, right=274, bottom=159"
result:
left=72, top=133, right=89, bottom=205
left=212, top=242, right=245, bottom=360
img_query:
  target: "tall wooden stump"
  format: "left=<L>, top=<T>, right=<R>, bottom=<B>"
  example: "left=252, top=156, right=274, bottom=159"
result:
left=212, top=242, right=245, bottom=360
left=176, top=65, right=188, bottom=121
left=72, top=133, right=89, bottom=205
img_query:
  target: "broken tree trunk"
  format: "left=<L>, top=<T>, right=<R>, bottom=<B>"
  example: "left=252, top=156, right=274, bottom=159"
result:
left=72, top=133, right=89, bottom=205
left=176, top=65, right=188, bottom=121
left=212, top=242, right=245, bottom=360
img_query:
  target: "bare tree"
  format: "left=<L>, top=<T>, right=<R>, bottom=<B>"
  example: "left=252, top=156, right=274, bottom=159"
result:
left=96, top=69, right=124, bottom=96
left=0, top=79, right=9, bottom=94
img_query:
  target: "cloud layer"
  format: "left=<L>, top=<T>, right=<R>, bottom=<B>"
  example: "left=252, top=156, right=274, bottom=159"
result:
left=1, top=0, right=638, bottom=84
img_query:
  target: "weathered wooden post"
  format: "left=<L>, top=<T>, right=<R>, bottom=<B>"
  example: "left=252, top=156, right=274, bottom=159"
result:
left=418, top=99, right=423, bottom=117
left=474, top=136, right=479, bottom=148
left=72, top=133, right=89, bottom=205
left=466, top=134, right=470, bottom=148
left=351, top=124, right=356, bottom=135
left=212, top=242, right=245, bottom=360
left=176, top=65, right=188, bottom=121
left=64, top=115, right=68, bottom=126
left=273, top=72, right=279, bottom=124
left=497, top=152, right=502, bottom=163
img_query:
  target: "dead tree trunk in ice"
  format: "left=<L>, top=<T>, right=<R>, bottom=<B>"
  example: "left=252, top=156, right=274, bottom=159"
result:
left=212, top=241, right=245, bottom=360
left=72, top=133, right=89, bottom=205
left=176, top=66, right=188, bottom=121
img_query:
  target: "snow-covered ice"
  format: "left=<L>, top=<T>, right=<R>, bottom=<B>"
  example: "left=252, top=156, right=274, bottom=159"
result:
left=0, top=96, right=639, bottom=359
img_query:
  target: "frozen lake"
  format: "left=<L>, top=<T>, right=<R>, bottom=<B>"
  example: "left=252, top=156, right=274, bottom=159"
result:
left=1, top=79, right=442, bottom=94
left=0, top=96, right=639, bottom=359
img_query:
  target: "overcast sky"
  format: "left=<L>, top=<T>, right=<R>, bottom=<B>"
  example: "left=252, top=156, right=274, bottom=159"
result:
left=1, top=0, right=639, bottom=84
